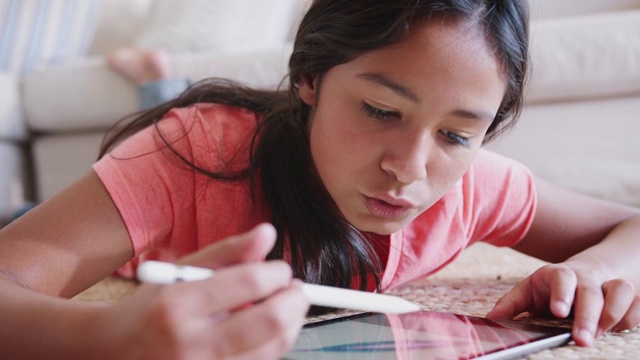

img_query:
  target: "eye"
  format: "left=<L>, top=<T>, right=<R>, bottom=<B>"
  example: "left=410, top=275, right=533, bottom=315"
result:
left=442, top=130, right=471, bottom=148
left=360, top=102, right=401, bottom=121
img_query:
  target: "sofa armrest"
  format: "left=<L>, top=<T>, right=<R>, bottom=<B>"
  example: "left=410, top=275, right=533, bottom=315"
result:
left=22, top=44, right=293, bottom=133
left=488, top=95, right=640, bottom=208
left=526, top=10, right=640, bottom=104
left=0, top=73, right=27, bottom=141
left=22, top=57, right=138, bottom=133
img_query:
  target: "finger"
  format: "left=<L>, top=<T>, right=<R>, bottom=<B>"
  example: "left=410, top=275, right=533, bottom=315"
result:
left=613, top=294, right=640, bottom=332
left=178, top=223, right=277, bottom=268
left=230, top=283, right=309, bottom=360
left=571, top=282, right=605, bottom=347
left=598, top=279, right=635, bottom=336
left=486, top=277, right=533, bottom=320
left=487, top=265, right=576, bottom=320
left=546, top=266, right=577, bottom=319
left=174, top=260, right=293, bottom=316
left=230, top=318, right=304, bottom=360
left=211, top=283, right=309, bottom=359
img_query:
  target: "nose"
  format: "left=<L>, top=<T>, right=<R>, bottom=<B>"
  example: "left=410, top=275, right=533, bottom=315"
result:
left=380, top=130, right=431, bottom=184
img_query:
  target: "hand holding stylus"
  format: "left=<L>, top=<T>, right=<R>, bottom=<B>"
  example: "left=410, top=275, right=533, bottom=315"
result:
left=98, top=224, right=309, bottom=360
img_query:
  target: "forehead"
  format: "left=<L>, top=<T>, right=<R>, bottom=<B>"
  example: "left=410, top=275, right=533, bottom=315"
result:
left=332, top=19, right=506, bottom=97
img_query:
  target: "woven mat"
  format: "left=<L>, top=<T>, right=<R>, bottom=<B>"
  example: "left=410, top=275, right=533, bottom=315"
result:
left=73, top=243, right=640, bottom=359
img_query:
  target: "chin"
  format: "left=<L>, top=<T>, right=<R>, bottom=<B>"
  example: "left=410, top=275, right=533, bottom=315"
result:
left=352, top=217, right=409, bottom=235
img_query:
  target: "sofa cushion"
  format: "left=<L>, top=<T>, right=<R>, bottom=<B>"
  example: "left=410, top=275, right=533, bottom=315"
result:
left=527, top=10, right=640, bottom=104
left=22, top=56, right=138, bottom=132
left=173, top=43, right=293, bottom=87
left=0, top=0, right=99, bottom=75
left=134, top=0, right=301, bottom=53
left=529, top=0, right=640, bottom=19
left=488, top=96, right=640, bottom=208
left=87, top=0, right=152, bottom=56
left=0, top=72, right=26, bottom=140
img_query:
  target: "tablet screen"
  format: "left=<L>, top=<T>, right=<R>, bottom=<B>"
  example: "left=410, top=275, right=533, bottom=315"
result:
left=284, top=311, right=571, bottom=360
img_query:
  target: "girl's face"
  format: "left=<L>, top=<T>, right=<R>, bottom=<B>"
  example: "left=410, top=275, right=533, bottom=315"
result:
left=299, top=20, right=507, bottom=235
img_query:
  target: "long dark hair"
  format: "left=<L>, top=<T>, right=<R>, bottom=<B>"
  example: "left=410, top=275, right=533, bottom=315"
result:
left=100, top=0, right=529, bottom=301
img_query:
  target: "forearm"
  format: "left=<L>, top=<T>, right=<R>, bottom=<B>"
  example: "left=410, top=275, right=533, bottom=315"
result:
left=566, top=214, right=640, bottom=289
left=0, top=276, right=109, bottom=359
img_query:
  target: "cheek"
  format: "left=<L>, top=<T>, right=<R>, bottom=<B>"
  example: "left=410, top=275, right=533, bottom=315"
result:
left=309, top=117, right=338, bottom=167
left=309, top=115, right=347, bottom=185
left=310, top=109, right=365, bottom=167
left=430, top=149, right=480, bottom=188
left=309, top=112, right=378, bottom=195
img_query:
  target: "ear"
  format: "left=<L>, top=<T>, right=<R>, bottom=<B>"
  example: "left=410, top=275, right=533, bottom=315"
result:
left=297, top=74, right=319, bottom=107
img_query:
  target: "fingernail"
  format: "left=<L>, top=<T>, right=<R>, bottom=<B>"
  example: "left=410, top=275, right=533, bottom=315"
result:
left=485, top=308, right=500, bottom=319
left=554, top=300, right=570, bottom=316
left=577, top=328, right=593, bottom=346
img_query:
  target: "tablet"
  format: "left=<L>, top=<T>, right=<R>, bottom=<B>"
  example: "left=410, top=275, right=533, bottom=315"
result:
left=284, top=310, right=571, bottom=360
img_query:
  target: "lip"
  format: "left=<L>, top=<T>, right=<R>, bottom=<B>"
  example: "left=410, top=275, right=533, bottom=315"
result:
left=370, top=194, right=416, bottom=208
left=364, top=195, right=414, bottom=220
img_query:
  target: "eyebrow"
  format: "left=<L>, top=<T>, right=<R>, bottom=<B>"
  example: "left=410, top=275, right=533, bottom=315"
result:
left=451, top=109, right=495, bottom=122
left=357, top=72, right=419, bottom=103
left=357, top=72, right=495, bottom=122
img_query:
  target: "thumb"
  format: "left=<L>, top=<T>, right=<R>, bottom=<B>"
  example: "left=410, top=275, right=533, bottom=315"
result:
left=178, top=223, right=277, bottom=269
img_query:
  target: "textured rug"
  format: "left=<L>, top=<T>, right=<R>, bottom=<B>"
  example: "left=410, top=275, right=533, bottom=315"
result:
left=73, top=243, right=640, bottom=359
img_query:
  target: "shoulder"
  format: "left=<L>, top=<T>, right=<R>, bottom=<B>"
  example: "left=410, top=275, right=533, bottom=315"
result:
left=459, top=149, right=536, bottom=215
left=412, top=149, right=535, bottom=224
left=99, top=102, right=261, bottom=181
left=107, top=103, right=259, bottom=156
left=161, top=103, right=259, bottom=139
left=463, top=149, right=535, bottom=196
left=410, top=149, right=537, bottom=244
left=469, top=148, right=531, bottom=176
left=148, top=103, right=260, bottom=166
left=460, top=149, right=537, bottom=245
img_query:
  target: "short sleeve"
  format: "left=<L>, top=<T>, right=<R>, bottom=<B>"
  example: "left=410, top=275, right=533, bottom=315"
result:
left=93, top=106, right=200, bottom=257
left=462, top=149, right=537, bottom=247
left=93, top=104, right=259, bottom=255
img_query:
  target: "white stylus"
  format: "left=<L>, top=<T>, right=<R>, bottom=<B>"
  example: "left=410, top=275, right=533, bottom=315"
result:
left=137, top=260, right=422, bottom=314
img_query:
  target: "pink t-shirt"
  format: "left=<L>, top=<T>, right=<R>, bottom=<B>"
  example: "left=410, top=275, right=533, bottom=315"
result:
left=94, top=103, right=536, bottom=290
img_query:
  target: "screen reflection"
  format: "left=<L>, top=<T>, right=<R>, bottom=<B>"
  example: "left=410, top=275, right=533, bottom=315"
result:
left=285, top=310, right=569, bottom=360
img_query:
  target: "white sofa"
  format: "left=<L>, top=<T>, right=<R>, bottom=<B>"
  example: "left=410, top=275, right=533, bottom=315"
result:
left=0, top=0, right=306, bottom=217
left=489, top=1, right=640, bottom=208
left=2, top=0, right=640, bottom=219
left=0, top=71, right=28, bottom=215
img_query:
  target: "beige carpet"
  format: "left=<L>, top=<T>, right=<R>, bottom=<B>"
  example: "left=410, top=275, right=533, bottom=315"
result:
left=73, top=243, right=640, bottom=359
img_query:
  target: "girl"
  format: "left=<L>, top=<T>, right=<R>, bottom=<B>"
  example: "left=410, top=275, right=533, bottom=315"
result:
left=1, top=0, right=639, bottom=358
